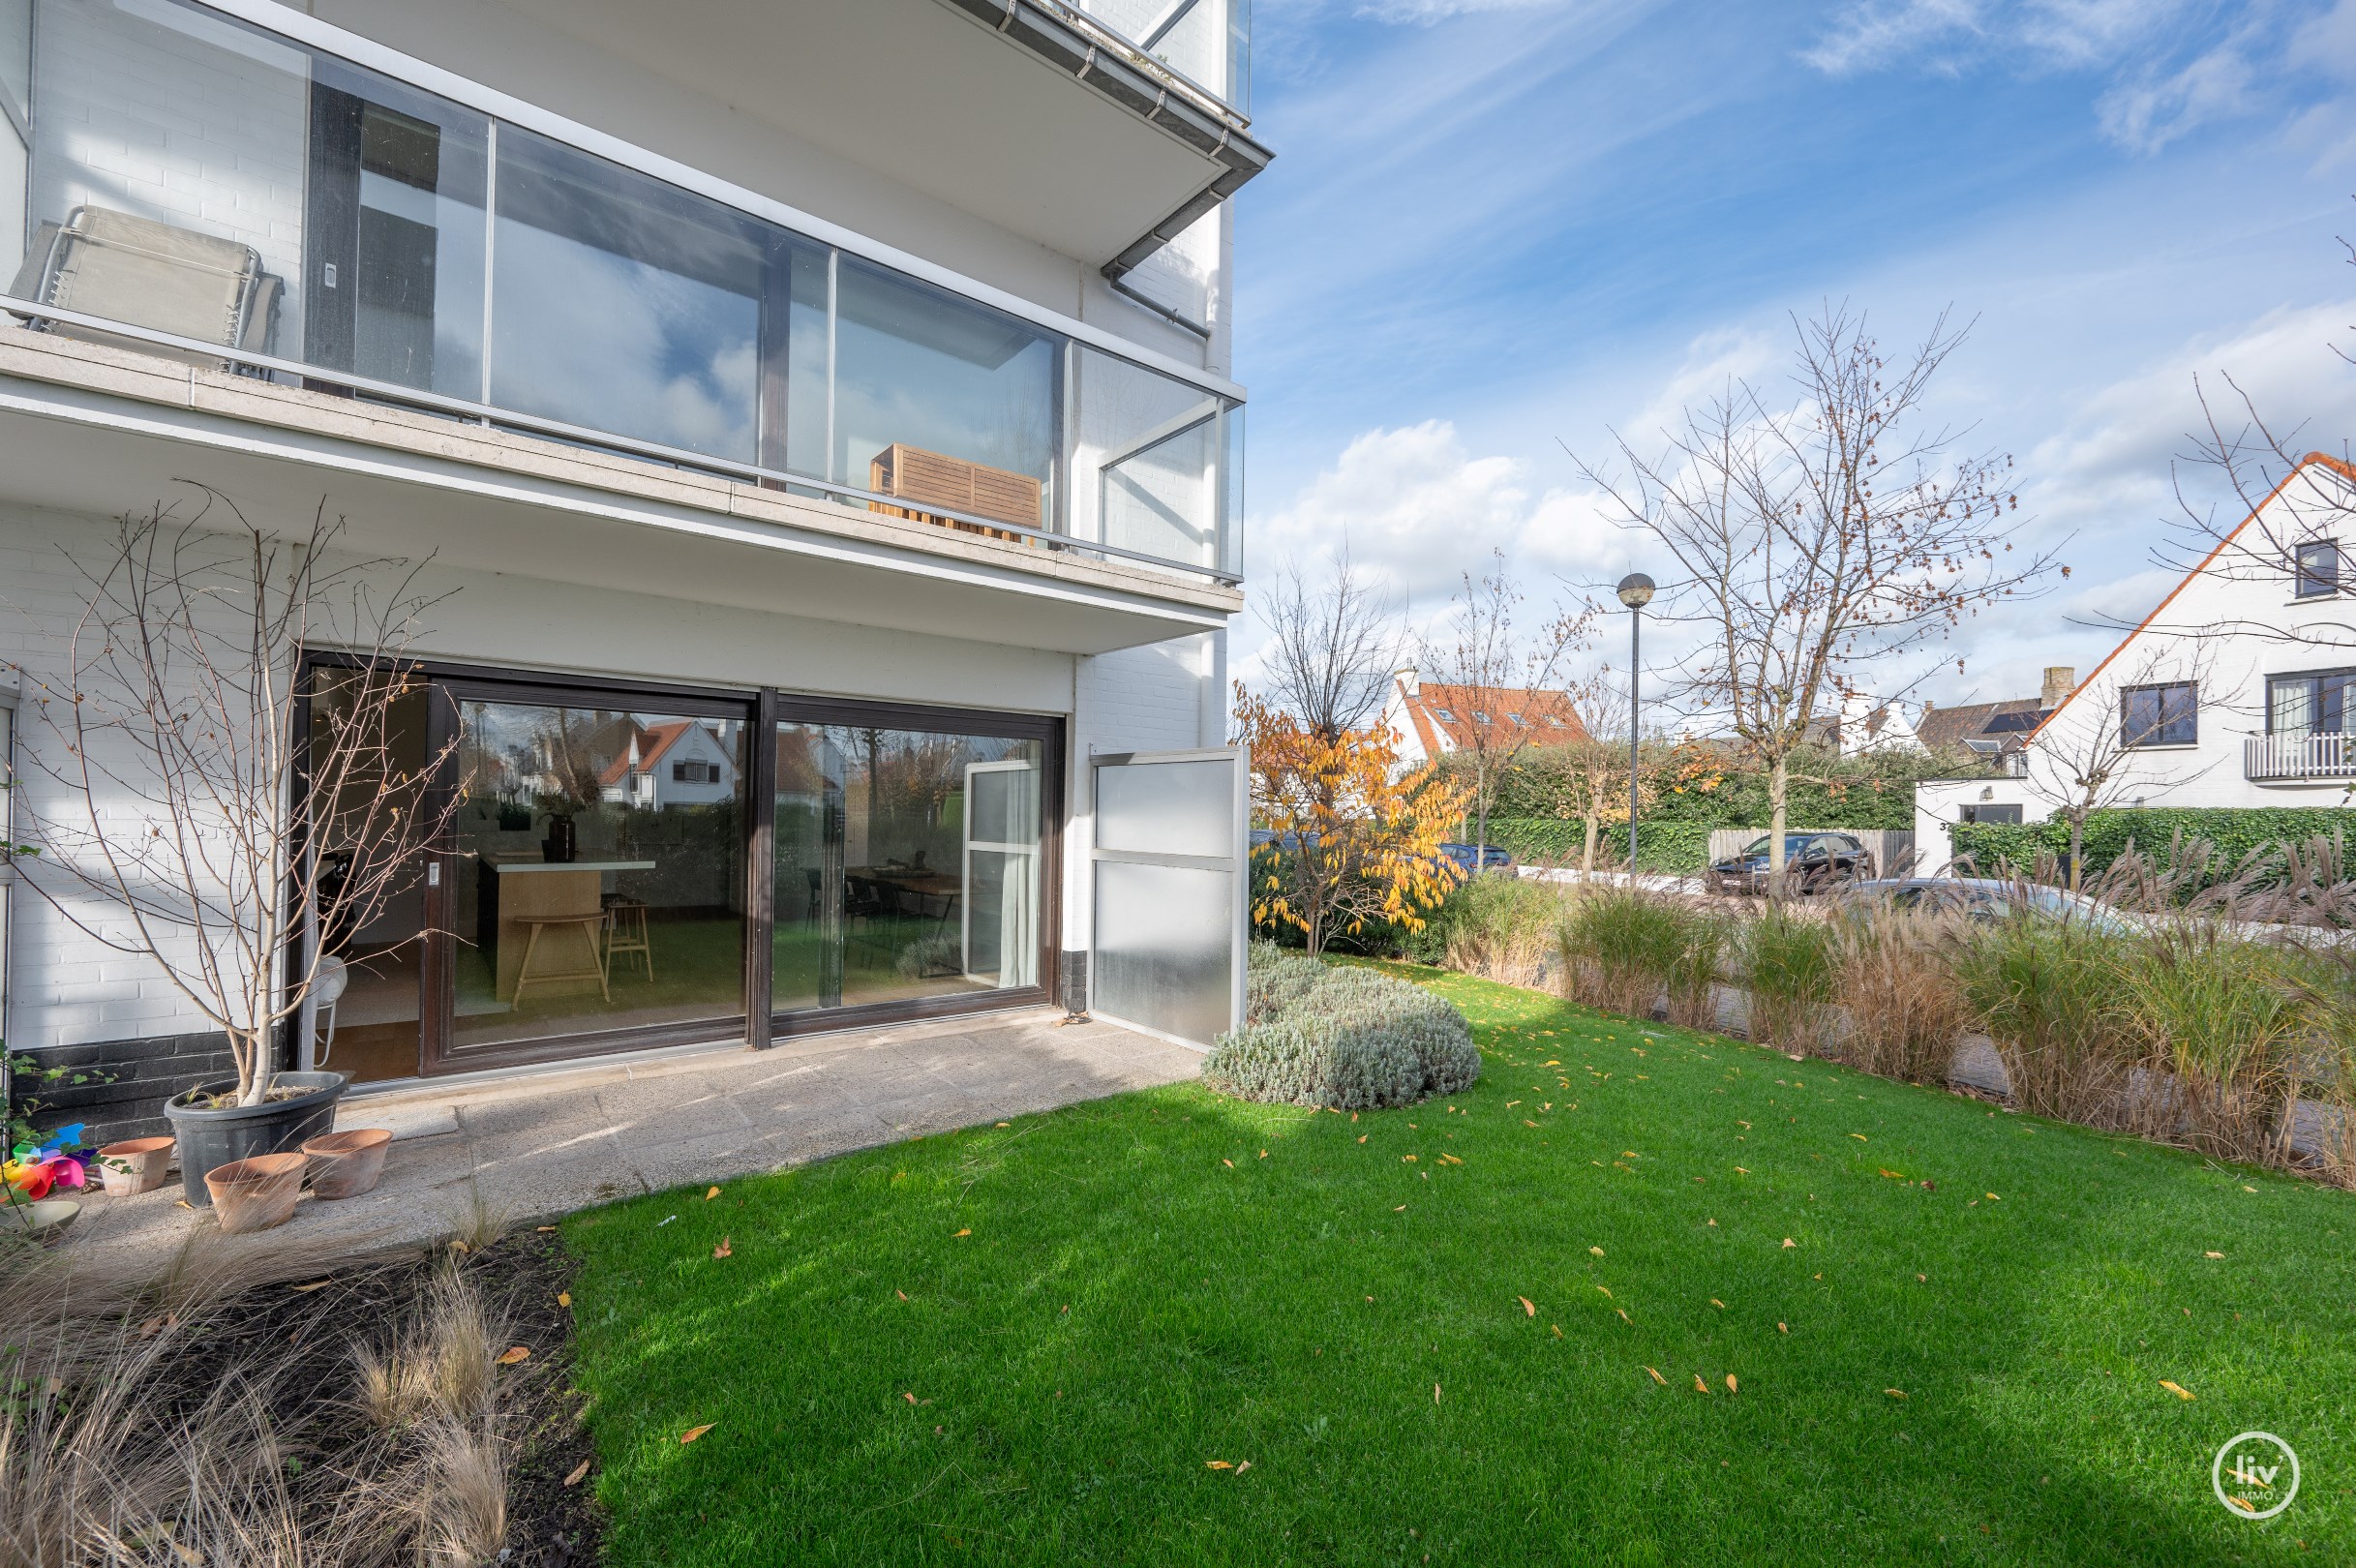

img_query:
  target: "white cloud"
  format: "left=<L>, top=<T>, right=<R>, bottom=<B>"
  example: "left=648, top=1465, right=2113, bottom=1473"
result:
left=1350, top=0, right=1575, bottom=22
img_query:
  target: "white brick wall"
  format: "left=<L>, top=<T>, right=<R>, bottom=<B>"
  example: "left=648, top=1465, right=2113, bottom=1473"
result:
left=3, top=496, right=1223, bottom=1048
left=29, top=0, right=310, bottom=328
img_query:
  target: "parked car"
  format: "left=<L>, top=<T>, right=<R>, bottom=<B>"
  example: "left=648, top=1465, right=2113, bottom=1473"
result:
left=1706, top=832, right=1875, bottom=895
left=1838, top=877, right=2137, bottom=934
left=1438, top=842, right=1519, bottom=878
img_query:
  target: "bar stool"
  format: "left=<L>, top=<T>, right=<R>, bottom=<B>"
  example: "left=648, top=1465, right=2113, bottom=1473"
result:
left=604, top=896, right=654, bottom=982
left=511, top=907, right=610, bottom=1006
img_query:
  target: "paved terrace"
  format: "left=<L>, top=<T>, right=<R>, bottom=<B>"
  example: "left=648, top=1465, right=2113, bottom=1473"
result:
left=56, top=1010, right=1200, bottom=1266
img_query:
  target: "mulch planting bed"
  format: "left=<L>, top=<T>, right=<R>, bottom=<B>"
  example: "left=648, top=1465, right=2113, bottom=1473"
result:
left=85, top=1229, right=603, bottom=1564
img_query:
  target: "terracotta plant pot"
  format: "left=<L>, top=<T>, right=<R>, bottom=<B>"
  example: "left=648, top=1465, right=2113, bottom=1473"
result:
left=5, top=1197, right=81, bottom=1245
left=96, top=1135, right=176, bottom=1196
left=302, top=1129, right=392, bottom=1200
left=164, top=1071, right=348, bottom=1207
left=204, top=1153, right=308, bottom=1235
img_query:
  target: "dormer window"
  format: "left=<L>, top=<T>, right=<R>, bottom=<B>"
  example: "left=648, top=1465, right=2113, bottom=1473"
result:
left=2296, top=540, right=2341, bottom=599
left=1432, top=707, right=1456, bottom=722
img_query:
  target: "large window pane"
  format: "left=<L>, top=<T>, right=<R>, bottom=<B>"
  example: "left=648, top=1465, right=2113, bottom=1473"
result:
left=1073, top=347, right=1223, bottom=568
left=303, top=61, right=487, bottom=398
left=452, top=700, right=746, bottom=1054
left=491, top=128, right=766, bottom=462
left=833, top=258, right=1056, bottom=529
left=20, top=0, right=311, bottom=361
left=773, top=721, right=1042, bottom=1013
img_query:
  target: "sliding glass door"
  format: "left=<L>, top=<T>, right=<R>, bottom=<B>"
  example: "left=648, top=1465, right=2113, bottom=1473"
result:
left=772, top=708, right=1053, bottom=1023
left=300, top=667, right=1056, bottom=1078
left=438, top=687, right=749, bottom=1070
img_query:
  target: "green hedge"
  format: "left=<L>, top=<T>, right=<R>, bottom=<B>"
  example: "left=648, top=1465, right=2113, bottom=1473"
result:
left=1950, top=806, right=2356, bottom=880
left=1477, top=817, right=1715, bottom=873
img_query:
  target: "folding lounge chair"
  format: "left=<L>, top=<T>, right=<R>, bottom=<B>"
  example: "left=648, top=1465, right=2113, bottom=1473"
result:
left=8, top=204, right=283, bottom=372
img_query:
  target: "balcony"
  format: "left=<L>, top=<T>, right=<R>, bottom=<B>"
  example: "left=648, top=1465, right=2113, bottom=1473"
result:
left=382, top=0, right=1269, bottom=281
left=2244, top=734, right=2356, bottom=785
left=0, top=0, right=1243, bottom=608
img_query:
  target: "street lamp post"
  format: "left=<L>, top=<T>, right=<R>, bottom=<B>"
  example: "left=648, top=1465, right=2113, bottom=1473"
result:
left=1615, top=574, right=1654, bottom=875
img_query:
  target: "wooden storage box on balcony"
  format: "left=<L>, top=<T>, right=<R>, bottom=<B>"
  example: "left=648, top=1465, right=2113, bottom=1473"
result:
left=868, top=443, right=1042, bottom=544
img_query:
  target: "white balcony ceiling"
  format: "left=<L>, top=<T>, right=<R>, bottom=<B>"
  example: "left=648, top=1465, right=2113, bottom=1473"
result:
left=457, top=0, right=1231, bottom=268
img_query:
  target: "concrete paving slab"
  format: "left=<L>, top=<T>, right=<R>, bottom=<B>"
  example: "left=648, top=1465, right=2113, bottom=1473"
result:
left=58, top=1008, right=1197, bottom=1268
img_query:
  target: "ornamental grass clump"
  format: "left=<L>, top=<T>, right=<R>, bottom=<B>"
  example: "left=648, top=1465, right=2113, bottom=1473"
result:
left=2112, top=921, right=2311, bottom=1164
left=1426, top=874, right=1570, bottom=988
left=1951, top=918, right=2129, bottom=1124
left=1740, top=908, right=1837, bottom=1054
left=1206, top=951, right=1478, bottom=1110
left=1558, top=887, right=1711, bottom=1020
left=1827, top=908, right=1971, bottom=1083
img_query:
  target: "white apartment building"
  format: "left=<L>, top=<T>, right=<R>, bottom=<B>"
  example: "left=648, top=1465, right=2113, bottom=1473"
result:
left=0, top=0, right=1267, bottom=1140
left=1916, top=453, right=2356, bottom=859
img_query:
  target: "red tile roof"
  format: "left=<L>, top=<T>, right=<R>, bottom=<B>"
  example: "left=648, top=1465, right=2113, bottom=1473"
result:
left=1401, top=679, right=1589, bottom=753
left=596, top=720, right=698, bottom=787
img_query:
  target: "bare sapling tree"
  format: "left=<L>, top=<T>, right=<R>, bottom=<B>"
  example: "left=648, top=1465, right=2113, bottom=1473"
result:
left=1579, top=304, right=2066, bottom=891
left=1518, top=635, right=1646, bottom=873
left=11, top=494, right=457, bottom=1107
left=1254, top=548, right=1402, bottom=743
left=1415, top=549, right=1581, bottom=862
left=2016, top=642, right=2220, bottom=890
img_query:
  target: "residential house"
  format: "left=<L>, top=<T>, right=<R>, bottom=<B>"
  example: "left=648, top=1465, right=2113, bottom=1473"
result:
left=1915, top=667, right=2076, bottom=783
left=1382, top=667, right=1590, bottom=770
left=1914, top=454, right=2356, bottom=859
left=0, top=0, right=1266, bottom=1138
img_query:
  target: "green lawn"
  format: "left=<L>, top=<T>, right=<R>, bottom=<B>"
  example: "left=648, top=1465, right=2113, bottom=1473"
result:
left=562, top=964, right=2356, bottom=1565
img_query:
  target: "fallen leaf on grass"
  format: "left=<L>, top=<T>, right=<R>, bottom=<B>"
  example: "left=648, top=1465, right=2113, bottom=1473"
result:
left=1693, top=1374, right=1710, bottom=1394
left=1222, top=1159, right=1234, bottom=1168
left=1518, top=1296, right=1536, bottom=1317
left=1877, top=1168, right=1904, bottom=1180
left=1259, top=1150, right=1269, bottom=1160
left=1885, top=1389, right=1907, bottom=1401
left=557, top=1292, right=572, bottom=1309
left=1589, top=1246, right=1605, bottom=1257
left=1734, top=1166, right=1750, bottom=1175
left=680, top=1424, right=715, bottom=1443
left=1552, top=1324, right=1563, bottom=1339
left=1778, top=1322, right=1788, bottom=1334
left=1393, top=1204, right=1406, bottom=1212
left=1646, top=1367, right=1668, bottom=1385
left=1850, top=1134, right=1868, bottom=1142
left=497, top=1346, right=530, bottom=1366
left=2203, top=1251, right=2224, bottom=1259
left=903, top=1392, right=918, bottom=1404
left=1434, top=1383, right=1442, bottom=1402
left=2160, top=1380, right=2195, bottom=1401
left=1985, top=1193, right=2001, bottom=1201
left=953, top=1228, right=972, bottom=1237
left=1782, top=1238, right=1797, bottom=1249
left=1205, top=1460, right=1234, bottom=1470
left=1402, top=1155, right=1418, bottom=1163
left=1726, top=1374, right=1738, bottom=1394
left=1359, top=1135, right=1369, bottom=1143
left=562, top=1460, right=591, bottom=1488
left=896, top=1289, right=909, bottom=1301
left=712, top=1237, right=733, bottom=1259
left=1709, top=1299, right=1725, bottom=1310
left=705, top=1186, right=721, bottom=1200
left=1616, top=1308, right=1630, bottom=1323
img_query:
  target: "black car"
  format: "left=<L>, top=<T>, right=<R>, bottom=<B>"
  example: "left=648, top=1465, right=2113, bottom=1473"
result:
left=1706, top=831, right=1875, bottom=895
left=1438, top=842, right=1518, bottom=878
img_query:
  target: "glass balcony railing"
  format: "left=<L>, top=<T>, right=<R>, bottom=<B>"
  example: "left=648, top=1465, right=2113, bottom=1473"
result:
left=1068, top=0, right=1250, bottom=117
left=0, top=0, right=1243, bottom=585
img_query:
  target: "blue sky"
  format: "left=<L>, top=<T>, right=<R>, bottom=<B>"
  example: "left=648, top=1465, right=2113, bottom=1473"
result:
left=1229, top=0, right=2356, bottom=707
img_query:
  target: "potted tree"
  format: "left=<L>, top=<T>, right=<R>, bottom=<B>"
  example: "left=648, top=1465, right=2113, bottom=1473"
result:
left=12, top=493, right=457, bottom=1207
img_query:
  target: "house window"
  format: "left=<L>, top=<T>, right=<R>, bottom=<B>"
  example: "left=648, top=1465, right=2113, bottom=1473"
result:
left=2120, top=681, right=2197, bottom=748
left=2296, top=540, right=2341, bottom=599
left=2267, top=670, right=2356, bottom=736
left=1958, top=803, right=2022, bottom=825
left=1471, top=709, right=1492, bottom=724
left=1432, top=708, right=1456, bottom=722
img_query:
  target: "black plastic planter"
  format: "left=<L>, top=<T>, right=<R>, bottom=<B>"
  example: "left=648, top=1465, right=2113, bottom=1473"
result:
left=163, top=1070, right=350, bottom=1206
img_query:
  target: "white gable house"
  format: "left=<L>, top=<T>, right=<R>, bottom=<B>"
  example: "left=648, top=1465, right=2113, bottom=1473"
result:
left=1916, top=453, right=2356, bottom=860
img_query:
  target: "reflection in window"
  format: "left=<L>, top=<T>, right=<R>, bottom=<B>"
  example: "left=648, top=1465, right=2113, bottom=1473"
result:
left=305, top=62, right=487, bottom=397
left=451, top=700, right=746, bottom=1056
left=2120, top=682, right=2197, bottom=748
left=1073, top=346, right=1222, bottom=565
left=491, top=129, right=768, bottom=462
left=2296, top=540, right=2341, bottom=599
left=831, top=258, right=1056, bottom=528
left=2268, top=670, right=2356, bottom=738
left=773, top=723, right=1042, bottom=1014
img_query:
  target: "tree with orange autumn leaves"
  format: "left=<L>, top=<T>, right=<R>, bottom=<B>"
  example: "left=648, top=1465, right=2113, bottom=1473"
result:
left=1234, top=684, right=1466, bottom=955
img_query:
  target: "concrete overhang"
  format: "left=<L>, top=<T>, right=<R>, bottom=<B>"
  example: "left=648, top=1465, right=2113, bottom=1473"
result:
left=437, top=0, right=1270, bottom=279
left=0, top=334, right=1240, bottom=658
